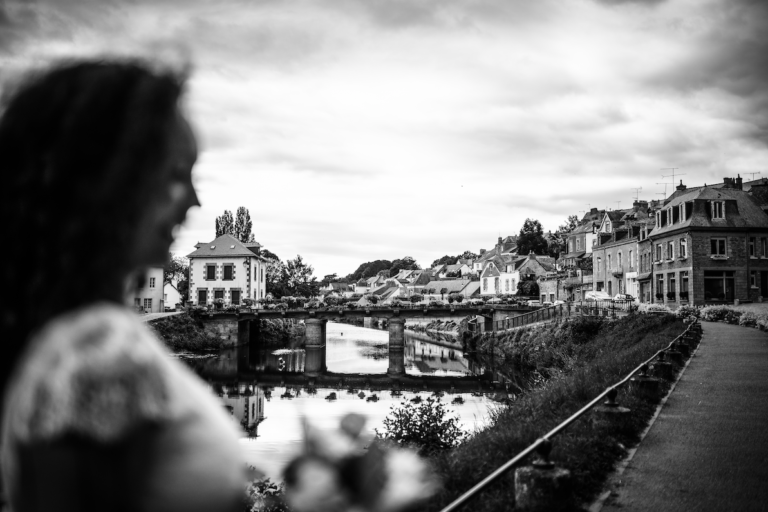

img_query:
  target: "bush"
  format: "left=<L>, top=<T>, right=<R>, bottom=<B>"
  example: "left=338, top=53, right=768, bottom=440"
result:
left=724, top=310, right=742, bottom=325
left=638, top=303, right=673, bottom=314
left=739, top=311, right=758, bottom=328
left=700, top=305, right=731, bottom=322
left=376, top=397, right=465, bottom=455
left=675, top=305, right=699, bottom=319
left=410, top=294, right=424, bottom=303
left=324, top=296, right=339, bottom=307
left=428, top=300, right=446, bottom=308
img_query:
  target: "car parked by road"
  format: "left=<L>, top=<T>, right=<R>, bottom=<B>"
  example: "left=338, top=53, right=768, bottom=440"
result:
left=584, top=291, right=611, bottom=301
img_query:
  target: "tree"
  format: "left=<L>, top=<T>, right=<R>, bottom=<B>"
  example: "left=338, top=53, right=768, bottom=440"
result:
left=261, top=248, right=279, bottom=261
left=164, top=253, right=190, bottom=303
left=389, top=256, right=420, bottom=277
left=431, top=250, right=479, bottom=267
left=234, top=206, right=254, bottom=243
left=376, top=398, right=465, bottom=455
left=517, top=277, right=539, bottom=296
left=215, top=210, right=234, bottom=237
left=284, top=255, right=320, bottom=298
left=517, top=218, right=548, bottom=255
left=346, top=260, right=392, bottom=282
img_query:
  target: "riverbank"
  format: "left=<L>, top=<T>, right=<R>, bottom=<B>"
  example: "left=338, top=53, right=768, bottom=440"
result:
left=426, top=314, right=686, bottom=511
left=150, top=312, right=306, bottom=352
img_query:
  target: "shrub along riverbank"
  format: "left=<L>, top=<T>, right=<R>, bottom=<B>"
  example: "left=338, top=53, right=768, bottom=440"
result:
left=150, top=313, right=306, bottom=352
left=426, top=313, right=686, bottom=511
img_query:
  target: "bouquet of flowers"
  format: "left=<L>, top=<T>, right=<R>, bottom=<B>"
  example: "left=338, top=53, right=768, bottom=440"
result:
left=282, top=413, right=438, bottom=512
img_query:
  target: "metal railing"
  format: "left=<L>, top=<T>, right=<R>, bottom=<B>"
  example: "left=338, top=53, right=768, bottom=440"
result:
left=438, top=320, right=699, bottom=512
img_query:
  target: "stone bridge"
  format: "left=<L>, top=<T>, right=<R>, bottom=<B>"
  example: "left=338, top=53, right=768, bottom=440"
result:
left=197, top=305, right=530, bottom=377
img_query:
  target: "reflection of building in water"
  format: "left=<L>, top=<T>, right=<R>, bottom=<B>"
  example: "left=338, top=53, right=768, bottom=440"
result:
left=255, top=349, right=306, bottom=373
left=210, top=382, right=266, bottom=434
left=405, top=340, right=471, bottom=375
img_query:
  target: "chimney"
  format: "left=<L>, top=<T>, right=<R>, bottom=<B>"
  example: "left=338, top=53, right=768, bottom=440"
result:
left=736, top=174, right=743, bottom=190
left=633, top=200, right=649, bottom=211
left=498, top=236, right=502, bottom=246
left=479, top=249, right=486, bottom=255
left=723, top=177, right=735, bottom=188
left=676, top=180, right=686, bottom=192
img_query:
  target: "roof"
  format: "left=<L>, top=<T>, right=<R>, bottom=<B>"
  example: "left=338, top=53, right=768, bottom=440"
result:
left=481, top=262, right=501, bottom=278
left=187, top=233, right=265, bottom=259
left=562, top=251, right=586, bottom=259
left=460, top=281, right=481, bottom=296
left=432, top=264, right=446, bottom=274
left=444, top=264, right=466, bottom=272
left=650, top=187, right=768, bottom=237
left=411, top=271, right=433, bottom=287
left=420, top=279, right=473, bottom=294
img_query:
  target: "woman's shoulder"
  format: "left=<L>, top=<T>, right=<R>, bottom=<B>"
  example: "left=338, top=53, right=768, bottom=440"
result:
left=3, top=303, right=175, bottom=443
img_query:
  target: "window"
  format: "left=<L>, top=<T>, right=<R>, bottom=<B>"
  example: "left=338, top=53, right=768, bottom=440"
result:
left=680, top=238, right=687, bottom=259
left=704, top=270, right=735, bottom=301
left=592, top=239, right=597, bottom=247
left=576, top=239, right=581, bottom=251
left=656, top=211, right=661, bottom=226
left=667, top=207, right=674, bottom=225
left=618, top=252, right=622, bottom=269
left=214, top=290, right=224, bottom=300
left=711, top=238, right=727, bottom=256
left=711, top=201, right=725, bottom=219
left=206, top=265, right=216, bottom=280
left=223, top=264, right=234, bottom=280
left=751, top=271, right=757, bottom=288
left=483, top=278, right=488, bottom=291
left=143, top=298, right=152, bottom=310
left=607, top=254, right=612, bottom=270
left=749, top=237, right=756, bottom=257
left=261, top=268, right=264, bottom=282
left=629, top=250, right=633, bottom=269
left=550, top=293, right=555, bottom=302
left=231, top=290, right=241, bottom=305
left=763, top=238, right=768, bottom=257
left=568, top=240, right=573, bottom=252
left=198, top=289, right=208, bottom=304
left=681, top=271, right=689, bottom=295
left=656, top=274, right=664, bottom=298
left=667, top=273, right=676, bottom=298
left=679, top=203, right=686, bottom=222
left=666, top=240, right=674, bottom=260
left=655, top=244, right=662, bottom=262
left=505, top=279, right=510, bottom=292
left=597, top=257, right=601, bottom=272
left=149, top=277, right=156, bottom=288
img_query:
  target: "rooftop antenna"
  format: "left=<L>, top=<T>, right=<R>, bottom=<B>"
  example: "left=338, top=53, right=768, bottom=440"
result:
left=656, top=182, right=670, bottom=197
left=661, top=167, right=686, bottom=186
left=631, top=187, right=642, bottom=201
left=745, top=171, right=762, bottom=180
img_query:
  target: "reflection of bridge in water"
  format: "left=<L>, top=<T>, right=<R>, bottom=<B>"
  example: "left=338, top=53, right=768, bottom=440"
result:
left=191, top=322, right=522, bottom=393
left=198, top=305, right=529, bottom=378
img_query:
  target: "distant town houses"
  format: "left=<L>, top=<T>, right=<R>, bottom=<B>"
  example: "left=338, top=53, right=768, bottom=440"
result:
left=133, top=267, right=165, bottom=313
left=187, top=233, right=267, bottom=306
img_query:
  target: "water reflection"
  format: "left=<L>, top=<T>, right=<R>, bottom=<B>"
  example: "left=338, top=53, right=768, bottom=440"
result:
left=188, top=321, right=513, bottom=480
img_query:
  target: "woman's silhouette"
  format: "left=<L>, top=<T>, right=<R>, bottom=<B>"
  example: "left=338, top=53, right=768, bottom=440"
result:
left=0, top=60, right=245, bottom=512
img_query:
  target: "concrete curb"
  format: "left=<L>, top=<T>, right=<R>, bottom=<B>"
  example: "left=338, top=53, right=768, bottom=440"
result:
left=587, top=327, right=702, bottom=512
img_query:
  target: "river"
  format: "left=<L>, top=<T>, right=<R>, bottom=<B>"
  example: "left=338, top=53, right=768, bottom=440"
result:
left=188, top=321, right=502, bottom=480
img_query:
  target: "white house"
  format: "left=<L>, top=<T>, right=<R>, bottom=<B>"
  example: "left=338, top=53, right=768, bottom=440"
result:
left=164, top=282, right=182, bottom=309
left=187, top=233, right=268, bottom=306
left=133, top=267, right=165, bottom=312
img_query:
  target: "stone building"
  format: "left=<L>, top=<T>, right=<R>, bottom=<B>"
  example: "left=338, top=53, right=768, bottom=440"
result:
left=646, top=179, right=768, bottom=306
left=187, top=233, right=267, bottom=306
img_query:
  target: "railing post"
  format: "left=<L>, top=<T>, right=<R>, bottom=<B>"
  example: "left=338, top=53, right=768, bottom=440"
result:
left=514, top=439, right=573, bottom=512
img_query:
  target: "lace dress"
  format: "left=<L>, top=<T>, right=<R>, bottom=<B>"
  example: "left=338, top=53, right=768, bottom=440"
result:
left=1, top=304, right=245, bottom=512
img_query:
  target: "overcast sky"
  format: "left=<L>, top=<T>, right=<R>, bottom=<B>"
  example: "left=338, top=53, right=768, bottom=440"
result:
left=2, top=0, right=768, bottom=277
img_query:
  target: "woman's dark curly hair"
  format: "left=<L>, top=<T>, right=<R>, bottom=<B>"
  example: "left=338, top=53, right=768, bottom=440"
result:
left=0, top=60, right=186, bottom=395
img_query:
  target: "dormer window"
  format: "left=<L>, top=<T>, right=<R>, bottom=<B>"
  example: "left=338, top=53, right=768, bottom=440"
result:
left=210, top=245, right=216, bottom=249
left=656, top=211, right=661, bottom=226
left=667, top=207, right=674, bottom=225
left=679, top=203, right=686, bottom=222
left=711, top=201, right=725, bottom=220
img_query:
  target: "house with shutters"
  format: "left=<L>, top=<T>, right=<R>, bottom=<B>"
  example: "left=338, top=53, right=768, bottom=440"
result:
left=473, top=236, right=519, bottom=275
left=645, top=178, right=768, bottom=306
left=187, top=233, right=268, bottom=306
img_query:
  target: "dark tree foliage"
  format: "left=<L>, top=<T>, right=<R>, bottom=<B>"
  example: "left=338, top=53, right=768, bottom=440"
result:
left=517, top=277, right=539, bottom=296
left=346, top=260, right=392, bottom=281
left=389, top=256, right=420, bottom=276
left=431, top=250, right=478, bottom=267
left=215, top=209, right=234, bottom=237
left=261, top=248, right=279, bottom=261
left=517, top=218, right=548, bottom=255
left=234, top=206, right=254, bottom=243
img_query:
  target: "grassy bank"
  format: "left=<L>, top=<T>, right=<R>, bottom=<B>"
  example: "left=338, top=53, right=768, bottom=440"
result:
left=427, top=314, right=686, bottom=511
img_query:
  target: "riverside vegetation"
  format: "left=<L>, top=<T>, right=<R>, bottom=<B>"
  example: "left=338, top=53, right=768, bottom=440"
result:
left=422, top=313, right=686, bottom=511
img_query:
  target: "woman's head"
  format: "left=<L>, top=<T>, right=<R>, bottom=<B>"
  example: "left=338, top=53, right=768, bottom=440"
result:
left=0, top=59, right=198, bottom=389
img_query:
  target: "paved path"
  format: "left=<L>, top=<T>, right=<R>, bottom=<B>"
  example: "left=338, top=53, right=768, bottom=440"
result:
left=602, top=322, right=768, bottom=512
left=140, top=311, right=182, bottom=322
